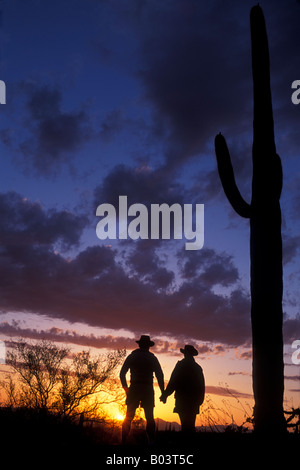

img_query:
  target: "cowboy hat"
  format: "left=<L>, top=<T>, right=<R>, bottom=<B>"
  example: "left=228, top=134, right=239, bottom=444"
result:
left=180, top=345, right=198, bottom=356
left=136, top=335, right=155, bottom=347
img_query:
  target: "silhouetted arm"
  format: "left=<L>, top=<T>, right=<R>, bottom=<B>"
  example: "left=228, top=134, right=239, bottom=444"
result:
left=154, top=357, right=164, bottom=393
left=164, top=362, right=180, bottom=397
left=119, top=356, right=131, bottom=390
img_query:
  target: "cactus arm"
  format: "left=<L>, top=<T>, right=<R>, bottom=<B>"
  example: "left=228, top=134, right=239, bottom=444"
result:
left=215, top=133, right=251, bottom=218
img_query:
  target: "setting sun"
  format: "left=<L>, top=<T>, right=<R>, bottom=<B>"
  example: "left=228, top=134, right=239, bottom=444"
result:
left=115, top=413, right=125, bottom=421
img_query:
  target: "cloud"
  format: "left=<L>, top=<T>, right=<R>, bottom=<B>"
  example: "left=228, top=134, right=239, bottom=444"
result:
left=0, top=191, right=251, bottom=345
left=238, top=350, right=252, bottom=360
left=228, top=371, right=250, bottom=376
left=2, top=84, right=93, bottom=177
left=178, top=248, right=239, bottom=287
left=27, top=85, right=93, bottom=175
left=134, top=1, right=252, bottom=168
left=282, top=234, right=300, bottom=265
left=0, top=187, right=296, bottom=349
left=97, top=0, right=300, bottom=203
left=93, top=162, right=200, bottom=241
left=94, top=163, right=187, bottom=209
left=127, top=240, right=175, bottom=290
left=0, top=322, right=135, bottom=351
left=205, top=385, right=252, bottom=400
left=1, top=222, right=296, bottom=348
left=90, top=0, right=300, bottom=219
left=285, top=375, right=300, bottom=382
left=0, top=321, right=239, bottom=362
left=0, top=244, right=252, bottom=346
left=85, top=1, right=258, bottom=184
left=0, top=191, right=87, bottom=249
left=283, top=314, right=300, bottom=342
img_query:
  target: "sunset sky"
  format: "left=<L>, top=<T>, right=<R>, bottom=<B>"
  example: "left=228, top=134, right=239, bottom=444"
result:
left=0, top=0, right=299, bottom=426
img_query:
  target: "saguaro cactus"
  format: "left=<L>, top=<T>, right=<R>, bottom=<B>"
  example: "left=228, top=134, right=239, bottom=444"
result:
left=215, top=6, right=286, bottom=432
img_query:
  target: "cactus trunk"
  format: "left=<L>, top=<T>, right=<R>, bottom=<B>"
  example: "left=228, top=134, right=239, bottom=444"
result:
left=215, top=6, right=286, bottom=432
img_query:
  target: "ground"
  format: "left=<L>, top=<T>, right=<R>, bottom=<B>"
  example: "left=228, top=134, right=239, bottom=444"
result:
left=1, top=407, right=298, bottom=467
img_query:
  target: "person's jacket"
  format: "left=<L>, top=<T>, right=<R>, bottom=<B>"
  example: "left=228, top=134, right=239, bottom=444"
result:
left=120, top=348, right=164, bottom=391
left=165, top=357, right=205, bottom=406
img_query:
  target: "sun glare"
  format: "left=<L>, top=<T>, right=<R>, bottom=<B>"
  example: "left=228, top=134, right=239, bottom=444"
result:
left=115, top=413, right=125, bottom=421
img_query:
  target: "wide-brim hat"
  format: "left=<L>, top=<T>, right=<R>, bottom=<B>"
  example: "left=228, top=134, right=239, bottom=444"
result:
left=136, top=335, right=155, bottom=347
left=180, top=345, right=198, bottom=356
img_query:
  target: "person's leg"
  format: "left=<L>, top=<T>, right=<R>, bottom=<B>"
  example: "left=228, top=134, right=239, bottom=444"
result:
left=122, top=405, right=136, bottom=444
left=187, top=412, right=196, bottom=432
left=144, top=405, right=156, bottom=444
left=179, top=412, right=196, bottom=433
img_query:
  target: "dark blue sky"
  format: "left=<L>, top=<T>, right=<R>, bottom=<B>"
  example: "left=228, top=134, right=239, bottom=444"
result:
left=0, top=0, right=299, bottom=357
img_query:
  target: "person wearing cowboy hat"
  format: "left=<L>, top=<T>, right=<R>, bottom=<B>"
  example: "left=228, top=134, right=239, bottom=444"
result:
left=160, top=345, right=205, bottom=435
left=120, top=335, right=164, bottom=444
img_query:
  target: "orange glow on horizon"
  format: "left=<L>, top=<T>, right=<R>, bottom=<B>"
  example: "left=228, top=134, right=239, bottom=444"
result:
left=100, top=388, right=254, bottom=431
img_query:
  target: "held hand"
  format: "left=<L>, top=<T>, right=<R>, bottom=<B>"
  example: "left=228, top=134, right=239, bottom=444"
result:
left=160, top=393, right=167, bottom=404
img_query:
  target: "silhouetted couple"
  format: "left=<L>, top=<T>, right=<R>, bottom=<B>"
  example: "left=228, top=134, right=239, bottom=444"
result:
left=120, top=335, right=205, bottom=444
